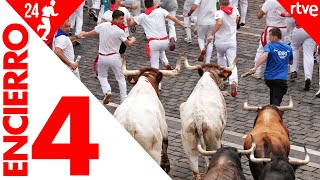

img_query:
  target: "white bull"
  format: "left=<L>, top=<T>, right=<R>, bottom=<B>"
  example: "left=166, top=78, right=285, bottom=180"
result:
left=180, top=55, right=236, bottom=180
left=114, top=56, right=181, bottom=173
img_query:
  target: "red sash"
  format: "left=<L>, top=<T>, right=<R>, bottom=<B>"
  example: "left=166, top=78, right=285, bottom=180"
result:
left=145, top=37, right=168, bottom=59
left=260, top=26, right=287, bottom=47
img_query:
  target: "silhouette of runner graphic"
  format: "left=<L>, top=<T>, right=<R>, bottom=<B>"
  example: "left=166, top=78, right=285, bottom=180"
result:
left=37, top=0, right=59, bottom=41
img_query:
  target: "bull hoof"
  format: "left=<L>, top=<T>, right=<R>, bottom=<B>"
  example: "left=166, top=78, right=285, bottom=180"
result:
left=160, top=161, right=170, bottom=173
left=192, top=173, right=203, bottom=180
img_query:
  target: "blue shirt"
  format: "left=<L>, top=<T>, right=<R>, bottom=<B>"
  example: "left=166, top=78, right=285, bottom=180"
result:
left=264, top=42, right=293, bottom=80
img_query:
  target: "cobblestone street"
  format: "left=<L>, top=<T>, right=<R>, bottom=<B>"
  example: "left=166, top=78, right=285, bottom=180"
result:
left=74, top=0, right=320, bottom=179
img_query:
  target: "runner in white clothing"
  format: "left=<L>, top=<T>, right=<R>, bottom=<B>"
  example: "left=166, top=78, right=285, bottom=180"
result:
left=102, top=0, right=132, bottom=58
left=231, top=0, right=248, bottom=26
left=208, top=0, right=239, bottom=97
left=290, top=24, right=316, bottom=90
left=82, top=10, right=136, bottom=104
left=53, top=19, right=84, bottom=80
left=252, top=0, right=287, bottom=79
left=186, top=0, right=218, bottom=63
left=159, top=0, right=178, bottom=51
left=129, top=0, right=187, bottom=70
left=69, top=1, right=85, bottom=45
left=183, top=0, right=198, bottom=43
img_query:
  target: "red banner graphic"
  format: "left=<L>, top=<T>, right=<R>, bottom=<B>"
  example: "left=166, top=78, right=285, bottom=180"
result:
left=6, top=0, right=84, bottom=43
left=278, top=0, right=320, bottom=45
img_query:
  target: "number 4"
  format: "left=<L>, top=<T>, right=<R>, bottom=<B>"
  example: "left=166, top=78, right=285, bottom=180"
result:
left=32, top=97, right=99, bottom=175
left=25, top=3, right=39, bottom=18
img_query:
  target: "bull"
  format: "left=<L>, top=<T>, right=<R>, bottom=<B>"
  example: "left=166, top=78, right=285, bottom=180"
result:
left=197, top=145, right=255, bottom=180
left=243, top=100, right=309, bottom=180
left=180, top=54, right=237, bottom=180
left=113, top=55, right=181, bottom=173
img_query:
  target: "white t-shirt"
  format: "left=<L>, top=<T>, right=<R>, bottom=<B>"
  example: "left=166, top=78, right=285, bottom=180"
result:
left=261, top=0, right=286, bottom=27
left=95, top=22, right=127, bottom=54
left=214, top=8, right=239, bottom=44
left=53, top=35, right=75, bottom=62
left=183, top=0, right=198, bottom=15
left=134, top=8, right=169, bottom=39
left=102, top=7, right=131, bottom=37
left=194, top=0, right=217, bottom=25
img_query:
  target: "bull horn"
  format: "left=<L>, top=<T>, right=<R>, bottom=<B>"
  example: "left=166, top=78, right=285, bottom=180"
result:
left=184, top=52, right=201, bottom=70
left=249, top=135, right=272, bottom=164
left=277, top=95, right=293, bottom=111
left=288, top=146, right=310, bottom=165
left=243, top=99, right=262, bottom=111
left=121, top=57, right=140, bottom=76
left=238, top=137, right=255, bottom=155
left=197, top=142, right=216, bottom=156
left=159, top=53, right=181, bottom=76
left=219, top=56, right=237, bottom=71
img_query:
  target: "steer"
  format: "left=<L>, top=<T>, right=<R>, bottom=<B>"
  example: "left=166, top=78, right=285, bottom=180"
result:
left=180, top=54, right=237, bottom=180
left=114, top=56, right=181, bottom=173
left=243, top=100, right=309, bottom=179
left=197, top=145, right=255, bottom=180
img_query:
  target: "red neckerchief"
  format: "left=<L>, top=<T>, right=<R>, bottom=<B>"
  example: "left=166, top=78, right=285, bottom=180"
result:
left=145, top=7, right=155, bottom=15
left=111, top=21, right=127, bottom=31
left=221, top=6, right=233, bottom=15
left=109, top=4, right=119, bottom=11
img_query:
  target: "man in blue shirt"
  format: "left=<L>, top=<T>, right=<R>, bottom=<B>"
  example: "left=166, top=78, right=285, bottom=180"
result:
left=249, top=27, right=293, bottom=106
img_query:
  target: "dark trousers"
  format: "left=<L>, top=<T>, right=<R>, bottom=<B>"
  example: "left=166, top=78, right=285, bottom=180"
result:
left=265, top=79, right=288, bottom=106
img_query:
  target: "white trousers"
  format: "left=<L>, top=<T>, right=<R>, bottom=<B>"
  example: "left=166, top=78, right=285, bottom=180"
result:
left=149, top=39, right=169, bottom=68
left=183, top=15, right=197, bottom=39
left=167, top=10, right=177, bottom=41
left=70, top=1, right=85, bottom=35
left=86, top=0, right=100, bottom=9
left=231, top=0, right=248, bottom=24
left=254, top=27, right=287, bottom=74
left=122, top=0, right=141, bottom=16
left=290, top=28, right=316, bottom=80
left=285, top=17, right=295, bottom=44
left=216, top=43, right=238, bottom=85
left=97, top=4, right=105, bottom=24
left=97, top=54, right=127, bottom=102
left=197, top=24, right=215, bottom=63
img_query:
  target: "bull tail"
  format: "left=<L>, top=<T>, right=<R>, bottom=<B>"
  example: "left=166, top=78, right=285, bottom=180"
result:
left=194, top=110, right=210, bottom=173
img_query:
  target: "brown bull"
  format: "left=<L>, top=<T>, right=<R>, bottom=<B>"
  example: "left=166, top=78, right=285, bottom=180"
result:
left=243, top=98, right=292, bottom=179
left=243, top=98, right=309, bottom=179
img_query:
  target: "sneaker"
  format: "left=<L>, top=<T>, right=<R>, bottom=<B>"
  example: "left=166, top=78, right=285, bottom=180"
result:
left=316, top=89, right=320, bottom=98
left=251, top=73, right=262, bottom=79
left=165, top=64, right=173, bottom=70
left=89, top=9, right=98, bottom=22
left=169, top=37, right=175, bottom=51
left=230, top=82, right=237, bottom=97
left=290, top=71, right=298, bottom=79
left=184, top=37, right=192, bottom=44
left=237, top=20, right=241, bottom=30
left=304, top=78, right=311, bottom=91
left=102, top=92, right=112, bottom=104
left=240, top=23, right=245, bottom=26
